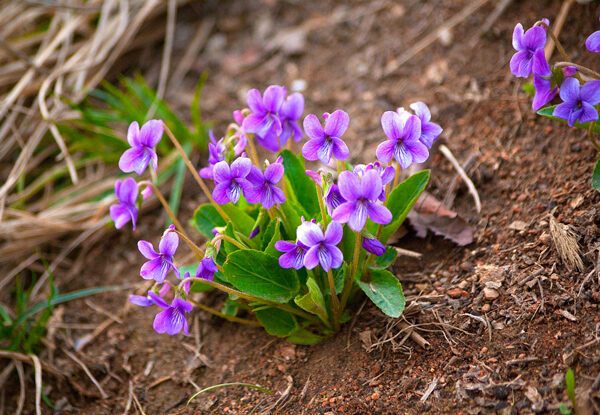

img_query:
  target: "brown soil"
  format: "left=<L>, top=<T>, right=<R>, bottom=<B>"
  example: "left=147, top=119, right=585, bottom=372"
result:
left=5, top=0, right=600, bottom=414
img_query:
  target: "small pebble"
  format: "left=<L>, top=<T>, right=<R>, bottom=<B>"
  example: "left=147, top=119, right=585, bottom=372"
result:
left=481, top=304, right=491, bottom=312
left=371, top=392, right=380, bottom=400
left=483, top=287, right=499, bottom=300
left=447, top=288, right=469, bottom=299
left=481, top=346, right=488, bottom=353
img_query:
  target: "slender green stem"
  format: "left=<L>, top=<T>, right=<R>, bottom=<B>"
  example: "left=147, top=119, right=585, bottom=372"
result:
left=212, top=234, right=248, bottom=250
left=162, top=122, right=230, bottom=222
left=178, top=276, right=321, bottom=324
left=315, top=183, right=328, bottom=224
left=341, top=233, right=361, bottom=309
left=326, top=268, right=340, bottom=331
left=139, top=181, right=185, bottom=234
left=187, top=297, right=261, bottom=326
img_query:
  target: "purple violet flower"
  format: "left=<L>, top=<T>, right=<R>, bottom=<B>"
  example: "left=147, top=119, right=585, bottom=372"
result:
left=138, top=228, right=179, bottom=283
left=129, top=291, right=156, bottom=307
left=279, top=92, right=304, bottom=145
left=141, top=185, right=152, bottom=200
left=119, top=120, right=163, bottom=175
left=246, top=159, right=286, bottom=209
left=553, top=78, right=600, bottom=126
left=510, top=22, right=548, bottom=78
left=325, top=184, right=346, bottom=216
left=332, top=170, right=392, bottom=232
left=302, top=110, right=350, bottom=164
left=354, top=162, right=395, bottom=202
left=362, top=237, right=385, bottom=256
left=196, top=257, right=218, bottom=281
left=409, top=102, right=443, bottom=148
left=152, top=295, right=193, bottom=336
left=242, top=85, right=286, bottom=151
left=199, top=131, right=226, bottom=179
left=532, top=65, right=578, bottom=111
left=110, top=177, right=139, bottom=230
left=249, top=225, right=260, bottom=239
left=376, top=111, right=428, bottom=170
left=274, top=240, right=309, bottom=269
left=212, top=157, right=253, bottom=204
left=586, top=17, right=600, bottom=53
left=296, top=221, right=343, bottom=271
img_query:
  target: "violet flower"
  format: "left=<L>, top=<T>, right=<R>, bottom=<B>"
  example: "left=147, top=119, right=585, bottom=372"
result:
left=354, top=162, right=395, bottom=201
left=246, top=159, right=286, bottom=209
left=376, top=111, right=428, bottom=170
left=586, top=17, right=600, bottom=53
left=129, top=291, right=157, bottom=307
left=332, top=170, right=392, bottom=232
left=152, top=295, right=193, bottom=336
left=279, top=92, right=304, bottom=145
left=362, top=237, right=385, bottom=256
left=302, top=110, right=350, bottom=164
left=199, top=131, right=225, bottom=179
left=274, top=240, right=309, bottom=269
left=212, top=157, right=253, bottom=204
left=553, top=78, right=600, bottom=126
left=297, top=221, right=343, bottom=271
left=110, top=177, right=139, bottom=230
left=138, top=228, right=179, bottom=283
left=325, top=184, right=346, bottom=216
left=510, top=22, right=548, bottom=78
left=231, top=111, right=248, bottom=155
left=532, top=65, right=578, bottom=111
left=196, top=257, right=218, bottom=281
left=119, top=120, right=163, bottom=175
left=242, top=85, right=286, bottom=151
left=409, top=102, right=443, bottom=148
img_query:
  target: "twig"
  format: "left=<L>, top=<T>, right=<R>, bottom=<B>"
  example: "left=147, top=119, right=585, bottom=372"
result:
left=420, top=377, right=438, bottom=402
left=132, top=386, right=148, bottom=415
left=439, top=144, right=481, bottom=214
left=399, top=321, right=431, bottom=350
left=544, top=0, right=574, bottom=61
left=14, top=361, right=25, bottom=415
left=64, top=349, right=109, bottom=399
left=123, top=380, right=134, bottom=415
left=29, top=354, right=42, bottom=415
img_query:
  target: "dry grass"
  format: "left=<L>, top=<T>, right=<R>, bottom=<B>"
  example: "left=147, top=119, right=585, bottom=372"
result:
left=548, top=212, right=584, bottom=272
left=0, top=0, right=194, bottom=271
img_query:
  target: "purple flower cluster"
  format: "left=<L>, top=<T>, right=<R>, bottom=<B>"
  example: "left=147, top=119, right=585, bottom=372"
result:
left=242, top=85, right=304, bottom=151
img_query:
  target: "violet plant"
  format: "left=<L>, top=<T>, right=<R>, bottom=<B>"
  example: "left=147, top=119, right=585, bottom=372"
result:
left=510, top=17, right=600, bottom=189
left=111, top=85, right=439, bottom=343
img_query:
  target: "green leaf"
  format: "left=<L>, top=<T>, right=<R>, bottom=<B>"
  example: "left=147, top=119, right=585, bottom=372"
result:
left=522, top=82, right=535, bottom=96
left=565, top=369, right=576, bottom=411
left=380, top=170, right=430, bottom=243
left=279, top=150, right=319, bottom=217
left=538, top=105, right=600, bottom=134
left=279, top=199, right=303, bottom=238
left=255, top=308, right=298, bottom=337
left=356, top=269, right=405, bottom=318
left=223, top=222, right=240, bottom=255
left=192, top=204, right=226, bottom=238
left=294, top=277, right=329, bottom=324
left=264, top=220, right=282, bottom=257
left=369, top=246, right=398, bottom=270
left=221, top=296, right=239, bottom=316
left=221, top=204, right=256, bottom=236
left=261, top=219, right=278, bottom=251
left=593, top=159, right=600, bottom=191
left=559, top=403, right=572, bottom=415
left=223, top=250, right=299, bottom=303
left=286, top=327, right=323, bottom=345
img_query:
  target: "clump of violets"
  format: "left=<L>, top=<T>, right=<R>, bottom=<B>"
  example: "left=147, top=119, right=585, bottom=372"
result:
left=510, top=17, right=600, bottom=189
left=114, top=83, right=437, bottom=341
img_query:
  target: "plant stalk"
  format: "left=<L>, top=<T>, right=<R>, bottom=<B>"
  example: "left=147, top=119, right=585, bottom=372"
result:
left=187, top=297, right=261, bottom=326
left=340, top=233, right=362, bottom=309
left=326, top=268, right=340, bottom=331
left=139, top=181, right=185, bottom=234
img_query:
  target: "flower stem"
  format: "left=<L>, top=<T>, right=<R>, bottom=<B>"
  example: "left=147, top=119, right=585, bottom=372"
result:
left=392, top=161, right=401, bottom=188
left=187, top=297, right=261, bottom=326
left=315, top=183, right=328, bottom=225
left=340, top=232, right=361, bottom=310
left=245, top=132, right=261, bottom=167
left=162, top=122, right=230, bottom=222
left=139, top=181, right=186, bottom=234
left=537, top=21, right=571, bottom=63
left=337, top=160, right=344, bottom=176
left=171, top=229, right=205, bottom=261
left=554, top=62, right=600, bottom=80
left=212, top=234, right=248, bottom=250
left=326, top=268, right=340, bottom=331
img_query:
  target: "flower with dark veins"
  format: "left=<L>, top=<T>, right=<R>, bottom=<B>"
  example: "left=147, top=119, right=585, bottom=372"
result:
left=376, top=111, right=427, bottom=170
left=553, top=77, right=600, bottom=126
left=302, top=110, right=350, bottom=164
left=138, top=227, right=179, bottom=283
left=212, top=157, right=253, bottom=204
left=110, top=177, right=139, bottom=230
left=119, top=120, right=163, bottom=175
left=297, top=221, right=343, bottom=271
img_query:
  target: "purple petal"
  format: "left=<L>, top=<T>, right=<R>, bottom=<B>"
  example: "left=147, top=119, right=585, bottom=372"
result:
left=281, top=92, right=304, bottom=120
left=324, top=110, right=349, bottom=137
left=230, top=157, right=251, bottom=179
left=227, top=182, right=243, bottom=204
left=264, top=162, right=284, bottom=183
left=247, top=165, right=264, bottom=186
left=279, top=249, right=305, bottom=269
left=323, top=221, right=343, bottom=245
left=510, top=50, right=531, bottom=78
left=173, top=298, right=194, bottom=313
left=246, top=89, right=266, bottom=115
left=381, top=111, right=403, bottom=140
left=405, top=141, right=429, bottom=164
left=348, top=201, right=368, bottom=232
left=512, top=23, right=524, bottom=50
left=127, top=121, right=140, bottom=146
left=303, top=114, right=325, bottom=140
left=302, top=137, right=325, bottom=161
left=402, top=115, right=421, bottom=142
left=213, top=183, right=231, bottom=204
left=148, top=291, right=169, bottom=309
left=367, top=202, right=392, bottom=225
left=303, top=246, right=320, bottom=270
left=338, top=171, right=361, bottom=201
left=139, top=119, right=163, bottom=147
left=159, top=232, right=179, bottom=256
left=409, top=102, right=431, bottom=122
left=233, top=110, right=245, bottom=124
left=271, top=186, right=286, bottom=205
left=362, top=237, right=385, bottom=256
left=329, top=245, right=343, bottom=269
left=141, top=257, right=169, bottom=283
left=119, top=146, right=151, bottom=175
left=316, top=138, right=334, bottom=164
left=110, top=205, right=131, bottom=229
left=297, top=221, right=324, bottom=247
left=212, top=161, right=231, bottom=184
left=129, top=294, right=153, bottom=307
left=420, top=122, right=443, bottom=148
left=331, top=201, right=356, bottom=224
left=119, top=177, right=139, bottom=205
left=532, top=76, right=557, bottom=111
left=360, top=170, right=382, bottom=201
left=317, top=245, right=333, bottom=271
left=568, top=107, right=584, bottom=127
left=553, top=101, right=575, bottom=124
left=381, top=166, right=395, bottom=185
left=522, top=25, right=546, bottom=50
left=331, top=137, right=349, bottom=161
left=581, top=80, right=600, bottom=104
left=579, top=101, right=599, bottom=124
left=376, top=140, right=395, bottom=164
left=199, top=166, right=214, bottom=179
left=559, top=77, right=580, bottom=103
left=243, top=113, right=274, bottom=137
left=138, top=240, right=159, bottom=259
left=586, top=31, right=600, bottom=53
left=256, top=129, right=281, bottom=152
left=263, top=85, right=286, bottom=112
left=532, top=48, right=550, bottom=77
left=275, top=240, right=296, bottom=253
